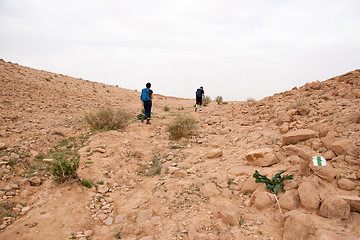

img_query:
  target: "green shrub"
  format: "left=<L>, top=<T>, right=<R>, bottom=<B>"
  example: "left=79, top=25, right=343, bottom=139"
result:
left=51, top=152, right=79, bottom=183
left=163, top=105, right=170, bottom=111
left=202, top=96, right=211, bottom=106
left=215, top=96, right=223, bottom=105
left=85, top=108, right=131, bottom=130
left=166, top=114, right=197, bottom=140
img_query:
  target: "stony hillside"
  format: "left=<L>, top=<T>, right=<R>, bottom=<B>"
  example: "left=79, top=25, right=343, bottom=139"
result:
left=0, top=59, right=359, bottom=240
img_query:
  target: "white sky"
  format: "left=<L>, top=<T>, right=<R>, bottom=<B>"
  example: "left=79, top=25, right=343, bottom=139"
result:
left=1, top=0, right=359, bottom=101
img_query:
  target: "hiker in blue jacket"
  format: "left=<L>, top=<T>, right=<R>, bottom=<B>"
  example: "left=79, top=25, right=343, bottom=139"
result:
left=140, top=82, right=153, bottom=124
left=195, top=86, right=204, bottom=112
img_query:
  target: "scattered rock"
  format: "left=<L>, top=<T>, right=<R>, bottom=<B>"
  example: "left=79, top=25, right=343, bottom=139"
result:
left=29, top=176, right=42, bottom=186
left=103, top=216, right=113, bottom=225
left=283, top=211, right=313, bottom=240
left=279, top=191, right=298, bottom=211
left=253, top=192, right=274, bottom=210
left=241, top=176, right=259, bottom=193
left=0, top=142, right=6, bottom=150
left=219, top=201, right=242, bottom=226
left=282, top=129, right=317, bottom=145
left=315, top=229, right=359, bottom=240
left=318, top=196, right=350, bottom=219
left=338, top=178, right=356, bottom=191
left=339, top=196, right=360, bottom=211
left=97, top=185, right=109, bottom=194
left=245, top=148, right=278, bottom=167
left=309, top=161, right=337, bottom=182
left=206, top=149, right=223, bottom=159
left=136, top=209, right=153, bottom=223
left=298, top=182, right=320, bottom=211
left=330, top=139, right=358, bottom=156
left=200, top=182, right=219, bottom=197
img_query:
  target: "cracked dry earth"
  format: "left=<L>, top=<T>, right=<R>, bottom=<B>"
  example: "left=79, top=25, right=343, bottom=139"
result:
left=0, top=59, right=360, bottom=240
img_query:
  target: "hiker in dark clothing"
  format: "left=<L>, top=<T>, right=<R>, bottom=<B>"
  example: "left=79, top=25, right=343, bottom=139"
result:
left=195, top=86, right=204, bottom=112
left=140, top=82, right=153, bottom=124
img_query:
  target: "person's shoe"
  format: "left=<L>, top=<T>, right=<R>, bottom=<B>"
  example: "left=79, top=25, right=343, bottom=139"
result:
left=141, top=114, right=145, bottom=123
left=146, top=120, right=151, bottom=125
left=195, top=107, right=197, bottom=112
left=199, top=108, right=202, bottom=111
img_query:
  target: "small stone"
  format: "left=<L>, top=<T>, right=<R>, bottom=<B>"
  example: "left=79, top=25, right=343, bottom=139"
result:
left=97, top=185, right=109, bottom=194
left=0, top=142, right=6, bottom=150
left=103, top=217, right=113, bottom=225
left=21, top=206, right=31, bottom=213
left=84, top=230, right=93, bottom=237
left=29, top=176, right=42, bottom=186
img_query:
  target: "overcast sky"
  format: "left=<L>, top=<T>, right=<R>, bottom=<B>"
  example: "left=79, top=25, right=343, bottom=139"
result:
left=1, top=0, right=359, bottom=101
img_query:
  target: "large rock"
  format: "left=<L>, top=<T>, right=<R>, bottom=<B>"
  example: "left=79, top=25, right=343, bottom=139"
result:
left=200, top=182, right=219, bottom=197
left=253, top=192, right=274, bottom=210
left=219, top=201, right=242, bottom=226
left=330, top=139, right=358, bottom=156
left=338, top=178, right=356, bottom=191
left=338, top=196, right=360, bottom=212
left=282, top=129, right=316, bottom=145
left=315, top=229, right=359, bottom=240
left=318, top=196, right=350, bottom=219
left=279, top=191, right=298, bottom=211
left=298, top=182, right=320, bottom=211
left=309, top=161, right=337, bottom=182
left=240, top=176, right=259, bottom=193
left=245, top=148, right=278, bottom=167
left=283, top=211, right=313, bottom=240
left=282, top=145, right=311, bottom=160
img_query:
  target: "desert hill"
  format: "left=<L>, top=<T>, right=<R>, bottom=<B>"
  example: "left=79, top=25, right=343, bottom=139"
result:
left=0, top=59, right=359, bottom=240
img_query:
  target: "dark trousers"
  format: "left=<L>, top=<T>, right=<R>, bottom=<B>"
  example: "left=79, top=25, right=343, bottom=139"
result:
left=143, top=100, right=152, bottom=119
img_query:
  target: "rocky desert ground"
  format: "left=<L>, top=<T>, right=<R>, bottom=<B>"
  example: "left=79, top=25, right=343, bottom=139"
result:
left=0, top=58, right=359, bottom=240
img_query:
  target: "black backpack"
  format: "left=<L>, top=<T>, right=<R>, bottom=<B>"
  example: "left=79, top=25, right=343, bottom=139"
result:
left=196, top=89, right=203, bottom=98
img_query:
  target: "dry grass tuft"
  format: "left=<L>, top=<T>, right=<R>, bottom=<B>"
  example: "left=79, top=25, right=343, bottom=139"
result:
left=246, top=97, right=256, bottom=102
left=166, top=114, right=197, bottom=140
left=215, top=96, right=223, bottom=105
left=203, top=96, right=211, bottom=106
left=85, top=108, right=132, bottom=130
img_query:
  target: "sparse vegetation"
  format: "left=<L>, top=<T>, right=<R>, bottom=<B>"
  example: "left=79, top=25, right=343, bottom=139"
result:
left=81, top=178, right=94, bottom=188
left=163, top=105, right=170, bottom=111
left=215, top=96, right=223, bottom=104
left=166, top=114, right=197, bottom=140
left=246, top=97, right=256, bottom=102
left=51, top=151, right=80, bottom=183
left=202, top=96, right=211, bottom=106
left=85, top=108, right=132, bottom=130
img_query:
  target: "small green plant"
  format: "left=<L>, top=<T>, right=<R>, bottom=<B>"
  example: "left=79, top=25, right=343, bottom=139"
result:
left=84, top=108, right=131, bottom=130
left=253, top=170, right=293, bottom=195
left=202, top=96, right=211, bottom=106
left=96, top=180, right=104, bottom=185
left=163, top=105, right=170, bottom=111
left=166, top=114, right=197, bottom=140
left=253, top=170, right=294, bottom=215
left=113, top=228, right=121, bottom=239
left=81, top=178, right=94, bottom=188
left=215, top=96, right=223, bottom=105
left=147, top=156, right=162, bottom=176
